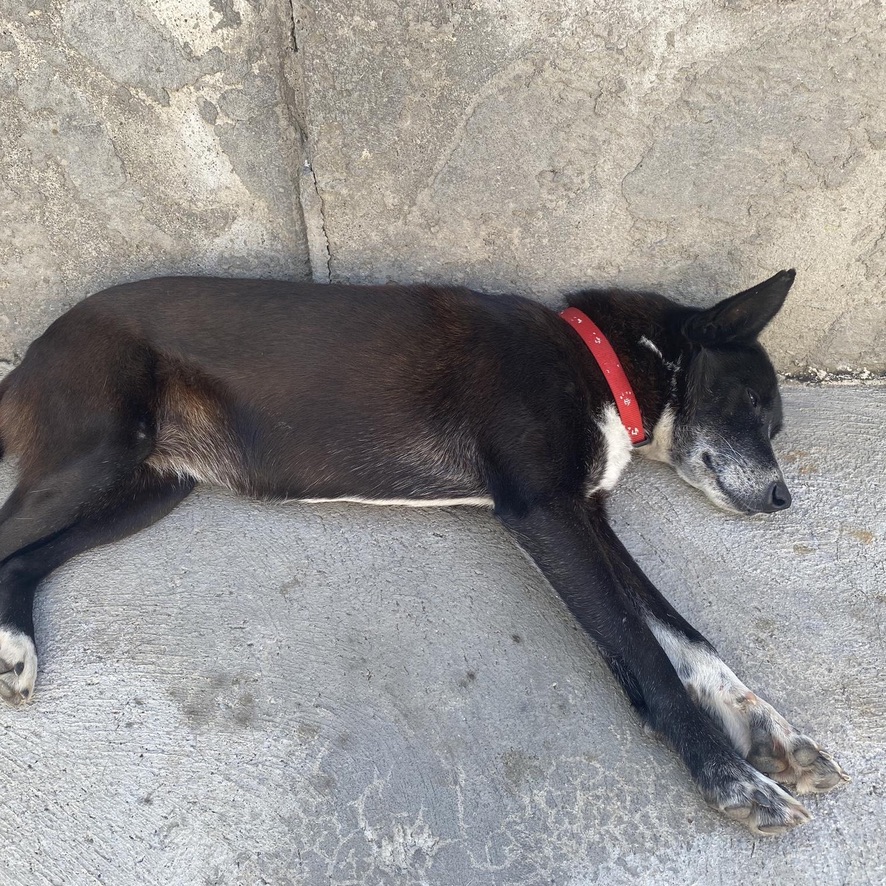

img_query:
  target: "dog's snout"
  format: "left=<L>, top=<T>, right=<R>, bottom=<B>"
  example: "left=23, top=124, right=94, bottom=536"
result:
left=761, top=480, right=791, bottom=513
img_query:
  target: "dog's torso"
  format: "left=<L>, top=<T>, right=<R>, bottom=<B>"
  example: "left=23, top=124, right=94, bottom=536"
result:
left=3, top=278, right=641, bottom=512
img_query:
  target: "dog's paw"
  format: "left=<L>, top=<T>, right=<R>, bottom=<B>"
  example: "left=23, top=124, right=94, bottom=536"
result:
left=746, top=702, right=850, bottom=794
left=705, top=761, right=812, bottom=835
left=0, top=628, right=37, bottom=706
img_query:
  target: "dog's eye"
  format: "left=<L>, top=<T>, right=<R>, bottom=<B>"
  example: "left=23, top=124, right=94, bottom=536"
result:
left=747, top=388, right=760, bottom=409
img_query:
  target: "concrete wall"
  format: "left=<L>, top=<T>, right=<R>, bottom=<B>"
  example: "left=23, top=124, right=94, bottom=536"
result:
left=296, top=0, right=886, bottom=377
left=0, top=0, right=309, bottom=369
left=1, top=1, right=884, bottom=376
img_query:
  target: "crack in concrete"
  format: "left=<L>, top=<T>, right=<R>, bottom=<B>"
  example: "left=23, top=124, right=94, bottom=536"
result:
left=287, top=0, right=299, bottom=54
left=299, top=157, right=332, bottom=284
left=288, top=1, right=330, bottom=283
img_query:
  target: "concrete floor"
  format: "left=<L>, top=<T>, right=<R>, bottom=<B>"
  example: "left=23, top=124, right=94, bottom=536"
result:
left=0, top=385, right=882, bottom=885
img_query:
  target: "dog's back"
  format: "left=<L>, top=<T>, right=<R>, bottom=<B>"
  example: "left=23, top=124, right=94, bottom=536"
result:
left=0, top=278, right=594, bottom=507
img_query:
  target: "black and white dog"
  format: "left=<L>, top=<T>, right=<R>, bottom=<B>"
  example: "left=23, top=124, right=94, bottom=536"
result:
left=0, top=269, right=848, bottom=833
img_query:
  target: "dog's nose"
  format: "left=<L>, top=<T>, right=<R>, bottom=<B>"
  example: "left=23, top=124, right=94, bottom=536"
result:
left=762, top=480, right=792, bottom=512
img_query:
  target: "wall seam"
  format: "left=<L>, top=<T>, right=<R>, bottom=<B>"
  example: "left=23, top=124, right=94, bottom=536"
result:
left=288, top=1, right=331, bottom=283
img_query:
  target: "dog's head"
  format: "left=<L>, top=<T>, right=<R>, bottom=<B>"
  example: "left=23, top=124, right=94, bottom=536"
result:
left=655, top=270, right=795, bottom=515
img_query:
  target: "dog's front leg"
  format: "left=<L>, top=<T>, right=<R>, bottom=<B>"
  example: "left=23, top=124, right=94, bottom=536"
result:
left=498, top=495, right=812, bottom=834
left=588, top=512, right=850, bottom=798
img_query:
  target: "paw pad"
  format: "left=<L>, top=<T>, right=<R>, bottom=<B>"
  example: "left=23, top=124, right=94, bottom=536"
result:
left=747, top=718, right=850, bottom=795
left=708, top=764, right=812, bottom=835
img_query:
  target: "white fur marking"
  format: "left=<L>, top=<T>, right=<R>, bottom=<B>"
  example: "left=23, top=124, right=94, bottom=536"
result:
left=639, top=405, right=675, bottom=465
left=639, top=336, right=682, bottom=374
left=587, top=404, right=632, bottom=495
left=292, top=495, right=494, bottom=508
left=0, top=628, right=38, bottom=706
left=639, top=336, right=663, bottom=359
left=646, top=617, right=755, bottom=754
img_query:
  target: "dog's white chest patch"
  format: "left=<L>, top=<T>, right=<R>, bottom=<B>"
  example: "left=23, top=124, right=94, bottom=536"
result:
left=588, top=404, right=632, bottom=494
left=640, top=405, right=675, bottom=465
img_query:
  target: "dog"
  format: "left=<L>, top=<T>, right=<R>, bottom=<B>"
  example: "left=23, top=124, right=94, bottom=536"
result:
left=0, top=268, right=848, bottom=833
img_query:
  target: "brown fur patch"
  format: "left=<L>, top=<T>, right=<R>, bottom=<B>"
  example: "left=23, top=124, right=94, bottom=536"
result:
left=0, top=383, right=39, bottom=468
left=145, top=374, right=245, bottom=491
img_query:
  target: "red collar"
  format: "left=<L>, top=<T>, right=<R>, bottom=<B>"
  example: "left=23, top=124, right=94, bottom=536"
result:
left=560, top=307, right=647, bottom=446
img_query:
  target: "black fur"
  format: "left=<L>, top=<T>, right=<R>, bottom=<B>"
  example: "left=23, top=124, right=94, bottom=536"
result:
left=0, top=269, right=839, bottom=832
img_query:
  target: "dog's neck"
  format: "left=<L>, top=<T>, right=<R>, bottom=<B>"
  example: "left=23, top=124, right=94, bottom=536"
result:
left=564, top=289, right=688, bottom=449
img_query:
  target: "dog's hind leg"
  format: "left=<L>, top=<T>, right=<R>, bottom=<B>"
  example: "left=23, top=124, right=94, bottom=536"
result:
left=589, top=512, right=850, bottom=797
left=0, top=462, right=195, bottom=705
left=498, top=493, right=814, bottom=834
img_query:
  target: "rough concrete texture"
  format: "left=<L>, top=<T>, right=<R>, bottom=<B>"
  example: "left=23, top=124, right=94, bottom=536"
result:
left=4, top=0, right=885, bottom=376
left=296, top=0, right=886, bottom=376
left=0, top=0, right=309, bottom=366
left=0, top=385, right=881, bottom=885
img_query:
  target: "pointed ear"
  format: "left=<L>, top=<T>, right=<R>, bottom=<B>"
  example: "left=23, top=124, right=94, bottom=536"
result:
left=683, top=269, right=795, bottom=346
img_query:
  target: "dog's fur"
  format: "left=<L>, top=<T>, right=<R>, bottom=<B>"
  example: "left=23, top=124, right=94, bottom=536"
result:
left=0, top=270, right=848, bottom=833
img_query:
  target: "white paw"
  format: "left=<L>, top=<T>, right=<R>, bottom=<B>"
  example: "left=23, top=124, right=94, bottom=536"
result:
left=646, top=618, right=851, bottom=795
left=0, top=628, right=37, bottom=706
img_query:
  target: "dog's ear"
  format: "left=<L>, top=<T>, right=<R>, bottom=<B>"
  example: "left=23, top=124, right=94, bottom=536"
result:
left=683, top=269, right=795, bottom=346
